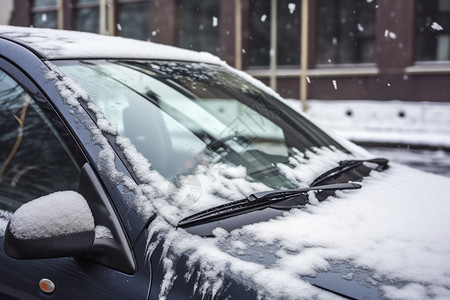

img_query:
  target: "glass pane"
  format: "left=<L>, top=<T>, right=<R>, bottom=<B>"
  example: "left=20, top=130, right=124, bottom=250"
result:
left=33, top=11, right=57, bottom=29
left=177, top=0, right=220, bottom=56
left=33, top=0, right=57, bottom=7
left=277, top=0, right=301, bottom=66
left=249, top=0, right=271, bottom=66
left=0, top=70, right=80, bottom=213
left=56, top=60, right=346, bottom=189
left=416, top=0, right=450, bottom=61
left=117, top=2, right=150, bottom=41
left=317, top=0, right=376, bottom=64
left=76, top=7, right=100, bottom=33
left=76, top=0, right=98, bottom=2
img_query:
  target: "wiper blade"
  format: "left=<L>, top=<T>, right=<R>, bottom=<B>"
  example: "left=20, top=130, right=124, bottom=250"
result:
left=178, top=182, right=361, bottom=228
left=310, top=157, right=389, bottom=187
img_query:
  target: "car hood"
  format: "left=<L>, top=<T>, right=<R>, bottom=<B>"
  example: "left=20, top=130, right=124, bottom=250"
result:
left=147, top=163, right=450, bottom=299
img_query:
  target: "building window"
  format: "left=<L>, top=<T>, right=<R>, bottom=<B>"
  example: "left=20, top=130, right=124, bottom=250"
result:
left=249, top=0, right=271, bottom=66
left=416, top=0, right=450, bottom=61
left=316, top=0, right=376, bottom=65
left=32, top=0, right=58, bottom=29
left=75, top=0, right=100, bottom=33
left=117, top=1, right=150, bottom=41
left=177, top=0, right=220, bottom=56
left=277, top=0, right=301, bottom=66
left=249, top=0, right=301, bottom=67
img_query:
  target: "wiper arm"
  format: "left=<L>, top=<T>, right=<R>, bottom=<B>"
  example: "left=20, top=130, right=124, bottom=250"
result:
left=178, top=182, right=361, bottom=229
left=310, top=157, right=389, bottom=187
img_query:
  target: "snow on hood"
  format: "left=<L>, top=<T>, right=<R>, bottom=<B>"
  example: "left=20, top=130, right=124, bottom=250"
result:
left=239, top=164, right=450, bottom=298
left=145, top=163, right=450, bottom=299
left=0, top=25, right=223, bottom=64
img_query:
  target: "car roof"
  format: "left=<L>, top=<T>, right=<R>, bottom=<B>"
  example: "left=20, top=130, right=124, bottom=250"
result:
left=0, top=25, right=223, bottom=64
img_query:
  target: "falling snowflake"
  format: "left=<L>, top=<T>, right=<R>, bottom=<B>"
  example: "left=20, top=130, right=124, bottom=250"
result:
left=431, top=22, right=443, bottom=31
left=288, top=3, right=296, bottom=14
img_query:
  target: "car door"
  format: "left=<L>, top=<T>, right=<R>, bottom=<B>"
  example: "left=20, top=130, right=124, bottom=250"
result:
left=0, top=60, right=150, bottom=299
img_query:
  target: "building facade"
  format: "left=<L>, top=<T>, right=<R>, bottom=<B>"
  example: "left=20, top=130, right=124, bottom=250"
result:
left=6, top=0, right=450, bottom=103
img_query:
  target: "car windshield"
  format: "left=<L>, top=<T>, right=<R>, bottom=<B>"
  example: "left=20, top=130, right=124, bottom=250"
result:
left=55, top=60, right=349, bottom=190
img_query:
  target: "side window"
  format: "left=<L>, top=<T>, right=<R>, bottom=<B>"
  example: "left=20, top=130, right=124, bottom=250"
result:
left=0, top=70, right=81, bottom=213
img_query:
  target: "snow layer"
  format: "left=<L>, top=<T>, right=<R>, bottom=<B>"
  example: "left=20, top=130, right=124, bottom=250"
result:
left=94, top=225, right=114, bottom=239
left=9, top=191, right=94, bottom=240
left=240, top=164, right=450, bottom=296
left=147, top=163, right=450, bottom=299
left=0, top=25, right=223, bottom=64
left=286, top=99, right=450, bottom=148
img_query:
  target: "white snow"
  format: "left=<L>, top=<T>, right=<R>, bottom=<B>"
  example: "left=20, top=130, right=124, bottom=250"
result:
left=332, top=80, right=337, bottom=90
left=288, top=3, right=296, bottom=14
left=0, top=25, right=223, bottom=64
left=145, top=163, right=450, bottom=299
left=94, top=225, right=113, bottom=239
left=357, top=23, right=364, bottom=32
left=261, top=14, right=267, bottom=22
left=332, top=37, right=337, bottom=45
left=286, top=99, right=450, bottom=148
left=384, top=29, right=397, bottom=39
left=212, top=16, right=218, bottom=27
left=431, top=22, right=443, bottom=31
left=9, top=191, right=94, bottom=240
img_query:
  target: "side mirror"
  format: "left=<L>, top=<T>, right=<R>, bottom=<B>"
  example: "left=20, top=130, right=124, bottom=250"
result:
left=4, top=163, right=137, bottom=274
left=4, top=191, right=95, bottom=259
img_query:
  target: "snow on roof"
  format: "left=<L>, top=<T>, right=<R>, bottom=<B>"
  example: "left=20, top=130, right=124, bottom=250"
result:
left=0, top=25, right=223, bottom=64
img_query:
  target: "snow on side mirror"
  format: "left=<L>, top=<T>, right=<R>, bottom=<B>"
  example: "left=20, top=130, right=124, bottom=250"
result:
left=4, top=191, right=95, bottom=259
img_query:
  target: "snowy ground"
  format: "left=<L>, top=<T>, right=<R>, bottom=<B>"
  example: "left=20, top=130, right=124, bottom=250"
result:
left=286, top=99, right=450, bottom=178
left=365, top=146, right=450, bottom=178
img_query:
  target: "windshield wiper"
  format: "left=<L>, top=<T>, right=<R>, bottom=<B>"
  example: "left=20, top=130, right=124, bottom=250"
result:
left=178, top=182, right=361, bottom=229
left=310, top=157, right=389, bottom=187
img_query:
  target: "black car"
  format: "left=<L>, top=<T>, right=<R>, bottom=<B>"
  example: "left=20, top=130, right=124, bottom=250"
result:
left=1, top=26, right=449, bottom=300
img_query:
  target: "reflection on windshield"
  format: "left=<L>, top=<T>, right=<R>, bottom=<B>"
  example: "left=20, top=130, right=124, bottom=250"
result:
left=56, top=60, right=347, bottom=189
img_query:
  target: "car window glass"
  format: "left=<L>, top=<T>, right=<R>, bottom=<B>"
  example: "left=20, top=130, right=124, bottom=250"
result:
left=55, top=61, right=347, bottom=190
left=0, top=69, right=81, bottom=213
left=91, top=63, right=288, bottom=156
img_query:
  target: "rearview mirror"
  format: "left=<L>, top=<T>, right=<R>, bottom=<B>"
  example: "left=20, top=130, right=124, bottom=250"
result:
left=4, top=191, right=95, bottom=259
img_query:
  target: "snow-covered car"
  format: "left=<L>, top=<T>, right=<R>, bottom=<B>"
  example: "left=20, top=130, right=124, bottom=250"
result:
left=0, top=25, right=449, bottom=300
